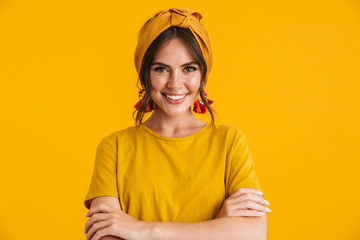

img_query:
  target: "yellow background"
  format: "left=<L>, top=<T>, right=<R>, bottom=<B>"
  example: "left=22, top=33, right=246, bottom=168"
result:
left=1, top=0, right=359, bottom=239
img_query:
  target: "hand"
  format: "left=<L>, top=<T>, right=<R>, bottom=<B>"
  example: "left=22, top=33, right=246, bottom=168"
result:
left=84, top=204, right=148, bottom=240
left=216, top=188, right=271, bottom=218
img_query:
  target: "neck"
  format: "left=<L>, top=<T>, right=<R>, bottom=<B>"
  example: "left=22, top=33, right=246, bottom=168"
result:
left=143, top=109, right=205, bottom=133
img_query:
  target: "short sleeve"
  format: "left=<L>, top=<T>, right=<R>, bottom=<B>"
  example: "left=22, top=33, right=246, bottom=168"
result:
left=84, top=135, right=118, bottom=209
left=226, top=131, right=262, bottom=197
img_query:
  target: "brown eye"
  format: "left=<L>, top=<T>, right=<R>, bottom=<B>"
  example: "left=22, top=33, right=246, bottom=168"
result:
left=154, top=67, right=167, bottom=72
left=184, top=66, right=196, bottom=72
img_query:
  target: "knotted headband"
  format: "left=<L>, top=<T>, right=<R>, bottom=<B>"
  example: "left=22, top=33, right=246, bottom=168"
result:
left=134, top=7, right=212, bottom=83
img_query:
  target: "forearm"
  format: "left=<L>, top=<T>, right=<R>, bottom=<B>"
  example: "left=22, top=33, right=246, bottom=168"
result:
left=145, top=216, right=267, bottom=240
left=99, top=237, right=123, bottom=240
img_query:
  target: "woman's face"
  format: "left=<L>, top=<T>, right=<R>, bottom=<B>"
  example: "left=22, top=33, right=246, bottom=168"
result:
left=149, top=38, right=202, bottom=118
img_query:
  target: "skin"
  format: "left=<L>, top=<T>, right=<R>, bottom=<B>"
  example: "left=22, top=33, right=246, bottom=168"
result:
left=84, top=38, right=270, bottom=240
left=144, top=38, right=206, bottom=137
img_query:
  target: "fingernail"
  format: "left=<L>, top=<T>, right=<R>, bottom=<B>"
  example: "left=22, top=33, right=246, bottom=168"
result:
left=256, top=190, right=263, bottom=196
left=265, top=207, right=272, bottom=212
left=259, top=212, right=266, bottom=215
left=85, top=212, right=88, bottom=218
left=264, top=200, right=270, bottom=205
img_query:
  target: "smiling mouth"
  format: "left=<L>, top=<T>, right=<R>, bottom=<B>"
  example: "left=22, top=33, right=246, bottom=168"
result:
left=162, top=93, right=188, bottom=100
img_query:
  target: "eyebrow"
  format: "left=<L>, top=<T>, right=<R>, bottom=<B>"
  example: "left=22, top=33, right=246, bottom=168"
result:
left=151, top=61, right=199, bottom=67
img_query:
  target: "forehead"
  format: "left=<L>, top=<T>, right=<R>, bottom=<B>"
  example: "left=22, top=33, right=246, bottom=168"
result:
left=152, top=38, right=196, bottom=63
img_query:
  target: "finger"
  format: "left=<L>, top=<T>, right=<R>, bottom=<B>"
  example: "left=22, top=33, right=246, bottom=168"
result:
left=84, top=213, right=110, bottom=234
left=91, top=227, right=113, bottom=240
left=86, top=203, right=113, bottom=218
left=234, top=200, right=271, bottom=213
left=86, top=220, right=110, bottom=240
left=230, top=192, right=270, bottom=206
left=227, top=191, right=267, bottom=206
left=235, top=209, right=267, bottom=217
left=230, top=188, right=263, bottom=199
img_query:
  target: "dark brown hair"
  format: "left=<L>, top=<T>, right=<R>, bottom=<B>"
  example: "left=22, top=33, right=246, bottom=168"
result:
left=133, top=26, right=215, bottom=127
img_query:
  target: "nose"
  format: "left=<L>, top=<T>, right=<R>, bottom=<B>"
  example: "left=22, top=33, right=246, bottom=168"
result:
left=166, top=69, right=182, bottom=89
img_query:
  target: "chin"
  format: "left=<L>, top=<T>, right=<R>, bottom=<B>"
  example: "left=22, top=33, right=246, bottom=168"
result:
left=157, top=106, right=192, bottom=117
left=164, top=110, right=189, bottom=117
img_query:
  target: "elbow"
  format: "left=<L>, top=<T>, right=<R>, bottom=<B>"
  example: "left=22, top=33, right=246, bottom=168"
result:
left=244, top=227, right=267, bottom=240
left=243, top=227, right=266, bottom=240
left=248, top=216, right=267, bottom=240
left=253, top=230, right=267, bottom=240
left=234, top=215, right=267, bottom=240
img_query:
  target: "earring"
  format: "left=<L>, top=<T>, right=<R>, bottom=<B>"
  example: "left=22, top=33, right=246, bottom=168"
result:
left=133, top=88, right=154, bottom=112
left=193, top=90, right=213, bottom=114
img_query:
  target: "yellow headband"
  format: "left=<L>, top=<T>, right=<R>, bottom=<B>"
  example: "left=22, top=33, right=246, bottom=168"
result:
left=134, top=7, right=212, bottom=83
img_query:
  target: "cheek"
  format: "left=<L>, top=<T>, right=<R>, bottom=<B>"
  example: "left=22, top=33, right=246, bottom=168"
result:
left=149, top=74, right=164, bottom=90
left=188, top=74, right=202, bottom=91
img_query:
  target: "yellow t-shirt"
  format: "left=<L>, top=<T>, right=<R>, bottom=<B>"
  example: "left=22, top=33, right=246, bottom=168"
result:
left=84, top=123, right=262, bottom=222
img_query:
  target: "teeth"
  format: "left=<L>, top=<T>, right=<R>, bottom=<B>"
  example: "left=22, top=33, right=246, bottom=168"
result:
left=165, top=94, right=186, bottom=100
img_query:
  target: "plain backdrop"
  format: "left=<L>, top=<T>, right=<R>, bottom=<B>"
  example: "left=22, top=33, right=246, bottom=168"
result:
left=1, top=0, right=360, bottom=239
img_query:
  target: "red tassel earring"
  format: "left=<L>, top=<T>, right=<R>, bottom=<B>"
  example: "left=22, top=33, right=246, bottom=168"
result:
left=133, top=88, right=154, bottom=112
left=193, top=90, right=213, bottom=114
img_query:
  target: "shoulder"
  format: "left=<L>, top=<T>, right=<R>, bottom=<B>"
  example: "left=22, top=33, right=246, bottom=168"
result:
left=207, top=124, right=250, bottom=150
left=94, top=126, right=139, bottom=151
left=211, top=123, right=247, bottom=139
left=100, top=126, right=137, bottom=142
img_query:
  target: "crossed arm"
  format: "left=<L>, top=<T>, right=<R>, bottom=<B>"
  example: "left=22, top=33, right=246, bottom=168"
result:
left=84, top=189, right=269, bottom=240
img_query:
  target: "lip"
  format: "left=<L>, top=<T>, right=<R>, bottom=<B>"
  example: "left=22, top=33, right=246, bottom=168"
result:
left=162, top=92, right=189, bottom=96
left=161, top=93, right=189, bottom=104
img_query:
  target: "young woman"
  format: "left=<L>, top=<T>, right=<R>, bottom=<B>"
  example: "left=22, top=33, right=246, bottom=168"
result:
left=84, top=7, right=270, bottom=240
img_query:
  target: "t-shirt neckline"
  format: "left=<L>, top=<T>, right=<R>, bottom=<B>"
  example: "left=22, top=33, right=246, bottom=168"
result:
left=139, top=122, right=211, bottom=141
